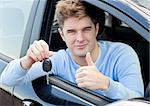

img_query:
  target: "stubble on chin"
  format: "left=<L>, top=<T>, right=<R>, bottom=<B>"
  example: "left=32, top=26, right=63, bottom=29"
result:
left=73, top=49, right=89, bottom=57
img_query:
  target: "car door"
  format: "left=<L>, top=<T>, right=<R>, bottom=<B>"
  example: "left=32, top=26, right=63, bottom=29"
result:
left=32, top=0, right=149, bottom=105
left=0, top=0, right=53, bottom=106
left=0, top=0, right=149, bottom=106
left=32, top=0, right=115, bottom=105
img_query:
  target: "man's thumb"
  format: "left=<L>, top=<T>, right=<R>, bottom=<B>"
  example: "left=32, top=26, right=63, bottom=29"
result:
left=86, top=52, right=94, bottom=66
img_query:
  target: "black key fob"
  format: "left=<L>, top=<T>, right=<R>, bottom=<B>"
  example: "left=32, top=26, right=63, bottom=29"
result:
left=42, top=59, right=52, bottom=72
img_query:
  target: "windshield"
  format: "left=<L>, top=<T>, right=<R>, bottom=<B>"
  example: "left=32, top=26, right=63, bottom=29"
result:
left=130, top=0, right=150, bottom=10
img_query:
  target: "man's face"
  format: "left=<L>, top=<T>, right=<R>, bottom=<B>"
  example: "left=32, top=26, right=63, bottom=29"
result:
left=59, top=16, right=99, bottom=57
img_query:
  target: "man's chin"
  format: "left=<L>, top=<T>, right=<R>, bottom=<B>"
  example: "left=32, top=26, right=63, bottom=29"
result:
left=74, top=51, right=88, bottom=57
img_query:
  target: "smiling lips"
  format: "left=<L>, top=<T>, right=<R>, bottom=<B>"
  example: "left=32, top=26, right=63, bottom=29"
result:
left=76, top=44, right=87, bottom=49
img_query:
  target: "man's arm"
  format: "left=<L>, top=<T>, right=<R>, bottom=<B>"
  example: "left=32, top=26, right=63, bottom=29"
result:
left=76, top=48, right=144, bottom=100
left=103, top=45, right=144, bottom=99
left=0, top=40, right=55, bottom=86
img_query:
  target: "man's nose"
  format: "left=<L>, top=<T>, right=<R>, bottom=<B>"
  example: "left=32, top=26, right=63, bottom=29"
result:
left=76, top=31, right=84, bottom=42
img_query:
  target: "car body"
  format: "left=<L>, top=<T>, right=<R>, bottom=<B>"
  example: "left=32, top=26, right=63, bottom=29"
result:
left=0, top=0, right=149, bottom=105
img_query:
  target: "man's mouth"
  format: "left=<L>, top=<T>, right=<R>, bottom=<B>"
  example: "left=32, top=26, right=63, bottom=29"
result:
left=76, top=44, right=87, bottom=49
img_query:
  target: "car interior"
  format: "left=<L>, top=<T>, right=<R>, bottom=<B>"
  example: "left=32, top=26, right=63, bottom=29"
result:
left=32, top=1, right=150, bottom=105
left=49, top=13, right=150, bottom=92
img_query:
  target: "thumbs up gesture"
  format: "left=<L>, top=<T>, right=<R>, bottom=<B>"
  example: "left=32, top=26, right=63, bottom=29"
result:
left=75, top=52, right=110, bottom=90
left=85, top=52, right=95, bottom=66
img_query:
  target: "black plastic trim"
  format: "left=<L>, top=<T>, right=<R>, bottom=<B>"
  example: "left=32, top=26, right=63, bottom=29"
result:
left=48, top=75, right=115, bottom=105
left=40, top=0, right=57, bottom=44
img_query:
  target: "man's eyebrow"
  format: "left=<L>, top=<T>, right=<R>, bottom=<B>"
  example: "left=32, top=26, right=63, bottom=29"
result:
left=83, top=26, right=92, bottom=29
left=67, top=29, right=75, bottom=31
left=66, top=26, right=92, bottom=31
left=85, top=26, right=92, bottom=28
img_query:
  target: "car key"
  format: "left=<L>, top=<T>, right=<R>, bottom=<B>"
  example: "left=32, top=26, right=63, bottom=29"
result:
left=42, top=59, right=52, bottom=84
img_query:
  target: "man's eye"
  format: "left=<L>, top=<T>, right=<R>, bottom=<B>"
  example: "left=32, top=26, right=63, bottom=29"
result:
left=84, top=28, right=91, bottom=32
left=67, top=30, right=76, bottom=35
left=68, top=31, right=74, bottom=33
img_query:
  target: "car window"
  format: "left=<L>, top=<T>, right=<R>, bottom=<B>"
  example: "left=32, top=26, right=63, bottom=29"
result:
left=0, top=0, right=34, bottom=59
left=130, top=0, right=150, bottom=10
left=126, top=0, right=150, bottom=16
left=49, top=0, right=149, bottom=99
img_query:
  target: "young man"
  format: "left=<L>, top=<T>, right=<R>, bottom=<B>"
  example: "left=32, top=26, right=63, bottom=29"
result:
left=0, top=0, right=144, bottom=100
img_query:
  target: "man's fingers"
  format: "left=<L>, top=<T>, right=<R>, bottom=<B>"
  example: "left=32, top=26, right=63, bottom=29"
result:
left=31, top=48, right=43, bottom=61
left=39, top=40, right=49, bottom=58
left=85, top=52, right=94, bottom=66
left=29, top=40, right=55, bottom=62
left=77, top=81, right=92, bottom=88
left=48, top=51, right=55, bottom=57
left=27, top=49, right=38, bottom=62
left=75, top=71, right=86, bottom=79
left=76, top=76, right=93, bottom=83
left=76, top=66, right=94, bottom=78
left=34, top=41, right=45, bottom=59
left=75, top=66, right=89, bottom=79
left=38, top=40, right=55, bottom=58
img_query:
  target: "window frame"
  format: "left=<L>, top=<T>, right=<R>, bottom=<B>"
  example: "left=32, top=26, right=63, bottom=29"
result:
left=32, top=0, right=150, bottom=105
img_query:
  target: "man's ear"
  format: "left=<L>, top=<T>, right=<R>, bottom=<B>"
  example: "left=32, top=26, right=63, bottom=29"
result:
left=95, top=23, right=99, bottom=36
left=58, top=28, right=65, bottom=42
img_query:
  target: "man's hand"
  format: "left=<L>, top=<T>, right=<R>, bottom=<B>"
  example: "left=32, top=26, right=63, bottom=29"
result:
left=20, top=40, right=55, bottom=70
left=75, top=52, right=110, bottom=90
